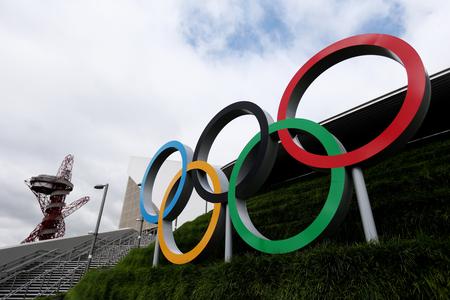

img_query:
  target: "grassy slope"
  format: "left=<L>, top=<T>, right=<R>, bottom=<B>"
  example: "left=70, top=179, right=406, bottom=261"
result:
left=66, top=137, right=450, bottom=299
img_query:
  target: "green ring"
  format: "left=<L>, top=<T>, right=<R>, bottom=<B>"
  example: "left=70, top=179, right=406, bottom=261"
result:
left=228, top=118, right=349, bottom=254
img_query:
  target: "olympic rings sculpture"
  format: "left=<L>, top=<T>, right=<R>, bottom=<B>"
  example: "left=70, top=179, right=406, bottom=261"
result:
left=140, top=34, right=431, bottom=264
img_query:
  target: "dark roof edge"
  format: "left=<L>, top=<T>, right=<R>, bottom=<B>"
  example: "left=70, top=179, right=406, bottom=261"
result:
left=320, top=67, right=450, bottom=126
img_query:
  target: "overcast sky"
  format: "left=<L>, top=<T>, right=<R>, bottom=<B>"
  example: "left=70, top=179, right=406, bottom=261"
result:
left=0, top=1, right=449, bottom=248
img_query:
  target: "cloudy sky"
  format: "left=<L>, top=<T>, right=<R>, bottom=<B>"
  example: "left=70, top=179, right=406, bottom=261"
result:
left=0, top=0, right=449, bottom=247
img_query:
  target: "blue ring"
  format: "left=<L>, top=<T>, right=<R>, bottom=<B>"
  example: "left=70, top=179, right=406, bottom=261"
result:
left=139, top=141, right=192, bottom=224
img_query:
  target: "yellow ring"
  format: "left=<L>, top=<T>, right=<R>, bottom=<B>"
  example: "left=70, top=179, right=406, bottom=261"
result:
left=157, top=161, right=222, bottom=264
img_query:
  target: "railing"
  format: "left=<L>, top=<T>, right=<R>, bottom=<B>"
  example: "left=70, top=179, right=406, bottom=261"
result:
left=0, top=239, right=94, bottom=288
left=0, top=250, right=46, bottom=274
left=0, top=249, right=59, bottom=282
left=1, top=230, right=139, bottom=299
left=0, top=240, right=93, bottom=299
left=92, top=233, right=138, bottom=268
left=36, top=232, right=139, bottom=297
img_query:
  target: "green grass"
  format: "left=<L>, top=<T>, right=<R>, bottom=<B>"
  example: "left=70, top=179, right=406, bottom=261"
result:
left=66, top=137, right=450, bottom=299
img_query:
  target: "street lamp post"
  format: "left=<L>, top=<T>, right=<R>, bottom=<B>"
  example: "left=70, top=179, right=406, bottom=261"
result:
left=136, top=218, right=144, bottom=248
left=85, top=183, right=109, bottom=272
left=135, top=183, right=145, bottom=248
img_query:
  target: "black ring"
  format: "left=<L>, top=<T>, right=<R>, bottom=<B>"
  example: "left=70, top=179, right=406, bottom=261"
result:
left=192, top=101, right=278, bottom=203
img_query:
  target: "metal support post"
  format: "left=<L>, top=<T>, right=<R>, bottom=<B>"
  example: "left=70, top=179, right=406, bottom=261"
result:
left=351, top=167, right=379, bottom=242
left=152, top=232, right=160, bottom=267
left=224, top=204, right=232, bottom=262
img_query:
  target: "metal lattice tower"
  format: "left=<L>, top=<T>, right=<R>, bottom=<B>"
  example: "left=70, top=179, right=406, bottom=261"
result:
left=22, top=155, right=90, bottom=243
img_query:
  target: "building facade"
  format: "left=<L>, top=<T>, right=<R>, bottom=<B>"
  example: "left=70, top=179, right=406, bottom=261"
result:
left=119, top=156, right=208, bottom=236
left=119, top=176, right=155, bottom=233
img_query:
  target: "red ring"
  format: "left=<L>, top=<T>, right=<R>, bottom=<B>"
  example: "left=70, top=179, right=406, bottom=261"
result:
left=277, top=34, right=428, bottom=168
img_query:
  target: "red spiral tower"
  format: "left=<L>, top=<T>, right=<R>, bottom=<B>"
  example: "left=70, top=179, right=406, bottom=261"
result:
left=22, top=155, right=90, bottom=243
